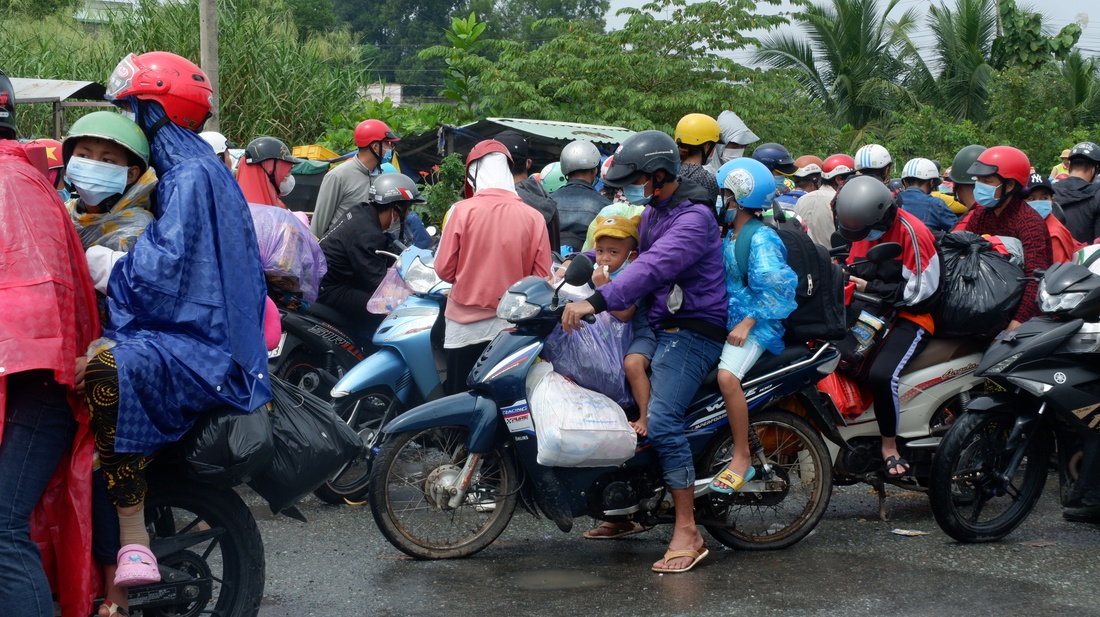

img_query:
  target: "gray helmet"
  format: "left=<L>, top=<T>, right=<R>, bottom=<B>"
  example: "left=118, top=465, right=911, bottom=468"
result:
left=1068, top=141, right=1100, bottom=165
left=244, top=136, right=300, bottom=165
left=603, top=130, right=680, bottom=188
left=559, top=140, right=601, bottom=176
left=948, top=145, right=986, bottom=185
left=369, top=172, right=425, bottom=208
left=835, top=175, right=897, bottom=242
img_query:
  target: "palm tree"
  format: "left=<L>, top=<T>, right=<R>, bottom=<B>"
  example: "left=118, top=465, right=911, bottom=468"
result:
left=1060, top=50, right=1100, bottom=127
left=753, top=0, right=919, bottom=130
left=894, top=0, right=998, bottom=123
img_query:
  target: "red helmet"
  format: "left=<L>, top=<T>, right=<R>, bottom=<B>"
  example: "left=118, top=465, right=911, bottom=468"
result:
left=463, top=139, right=513, bottom=198
left=106, top=52, right=213, bottom=131
left=966, top=145, right=1030, bottom=188
left=353, top=119, right=399, bottom=148
left=821, top=153, right=856, bottom=180
left=26, top=139, right=63, bottom=169
left=794, top=154, right=824, bottom=169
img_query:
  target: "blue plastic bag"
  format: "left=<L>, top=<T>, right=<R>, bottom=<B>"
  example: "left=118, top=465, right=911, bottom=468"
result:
left=542, top=312, right=635, bottom=408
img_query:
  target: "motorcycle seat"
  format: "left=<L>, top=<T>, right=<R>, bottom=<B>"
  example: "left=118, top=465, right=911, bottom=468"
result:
left=306, top=302, right=351, bottom=328
left=702, top=344, right=812, bottom=385
left=900, top=338, right=985, bottom=376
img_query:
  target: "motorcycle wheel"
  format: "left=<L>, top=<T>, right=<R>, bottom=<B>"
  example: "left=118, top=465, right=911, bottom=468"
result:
left=313, top=388, right=402, bottom=504
left=697, top=409, right=833, bottom=551
left=929, top=410, right=1050, bottom=543
left=276, top=349, right=344, bottom=402
left=369, top=425, right=518, bottom=559
left=141, top=480, right=265, bottom=617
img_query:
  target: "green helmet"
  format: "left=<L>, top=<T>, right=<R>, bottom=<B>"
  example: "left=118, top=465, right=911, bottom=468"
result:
left=63, top=111, right=150, bottom=173
left=948, top=145, right=986, bottom=185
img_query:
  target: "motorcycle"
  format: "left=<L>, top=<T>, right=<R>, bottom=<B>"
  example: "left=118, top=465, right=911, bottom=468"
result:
left=367, top=256, right=844, bottom=559
left=928, top=261, right=1100, bottom=542
left=313, top=245, right=450, bottom=504
left=268, top=297, right=370, bottom=403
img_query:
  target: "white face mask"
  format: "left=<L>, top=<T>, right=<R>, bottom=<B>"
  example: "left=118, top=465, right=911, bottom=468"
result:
left=720, top=147, right=745, bottom=164
left=65, top=157, right=129, bottom=206
left=121, top=110, right=136, bottom=123
left=386, top=210, right=403, bottom=234
left=279, top=173, right=296, bottom=196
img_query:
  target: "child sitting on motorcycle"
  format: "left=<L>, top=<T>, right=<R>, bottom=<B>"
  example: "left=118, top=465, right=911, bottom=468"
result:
left=589, top=215, right=654, bottom=436
left=835, top=176, right=941, bottom=478
left=710, top=158, right=798, bottom=493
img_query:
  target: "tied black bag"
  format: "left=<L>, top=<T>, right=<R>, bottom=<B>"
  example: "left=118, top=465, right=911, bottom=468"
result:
left=248, top=376, right=364, bottom=513
left=934, top=231, right=1025, bottom=338
left=181, top=405, right=274, bottom=487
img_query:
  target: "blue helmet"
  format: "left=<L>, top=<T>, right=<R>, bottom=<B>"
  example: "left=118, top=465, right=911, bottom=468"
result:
left=716, top=159, right=739, bottom=190
left=721, top=157, right=777, bottom=211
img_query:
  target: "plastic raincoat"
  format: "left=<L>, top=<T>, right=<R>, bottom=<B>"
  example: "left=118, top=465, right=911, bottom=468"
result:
left=103, top=101, right=270, bottom=454
left=66, top=167, right=157, bottom=251
left=250, top=203, right=327, bottom=302
left=722, top=224, right=798, bottom=354
left=0, top=140, right=100, bottom=616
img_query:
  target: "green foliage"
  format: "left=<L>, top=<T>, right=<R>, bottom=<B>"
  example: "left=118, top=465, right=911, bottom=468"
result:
left=415, top=152, right=465, bottom=226
left=991, top=0, right=1082, bottom=70
left=317, top=97, right=452, bottom=155
left=284, top=0, right=338, bottom=40
left=0, top=0, right=79, bottom=18
left=466, top=0, right=607, bottom=44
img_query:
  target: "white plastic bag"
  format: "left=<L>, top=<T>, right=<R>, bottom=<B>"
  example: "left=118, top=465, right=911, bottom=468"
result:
left=525, top=362, right=637, bottom=468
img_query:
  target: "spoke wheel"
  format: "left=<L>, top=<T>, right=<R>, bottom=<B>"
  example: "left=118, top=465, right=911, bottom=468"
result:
left=314, top=389, right=401, bottom=504
left=697, top=410, right=832, bottom=551
left=369, top=426, right=518, bottom=559
left=929, top=411, right=1050, bottom=543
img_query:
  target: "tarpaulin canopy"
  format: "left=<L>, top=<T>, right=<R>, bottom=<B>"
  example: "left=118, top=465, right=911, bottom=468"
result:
left=10, top=77, right=114, bottom=139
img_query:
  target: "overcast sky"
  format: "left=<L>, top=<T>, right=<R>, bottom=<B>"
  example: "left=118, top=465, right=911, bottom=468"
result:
left=603, top=0, right=1100, bottom=66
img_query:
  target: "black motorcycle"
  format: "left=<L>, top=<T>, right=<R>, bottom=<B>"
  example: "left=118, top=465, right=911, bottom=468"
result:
left=929, top=261, right=1100, bottom=542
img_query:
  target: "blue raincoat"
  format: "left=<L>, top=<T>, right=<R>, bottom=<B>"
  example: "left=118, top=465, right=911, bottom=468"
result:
left=722, top=224, right=798, bottom=354
left=104, top=100, right=271, bottom=454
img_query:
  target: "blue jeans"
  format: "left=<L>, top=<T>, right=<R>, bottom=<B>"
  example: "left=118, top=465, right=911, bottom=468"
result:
left=646, top=329, right=723, bottom=489
left=0, top=371, right=76, bottom=616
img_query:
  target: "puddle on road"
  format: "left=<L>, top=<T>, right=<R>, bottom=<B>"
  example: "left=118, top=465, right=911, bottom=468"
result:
left=512, top=569, right=608, bottom=590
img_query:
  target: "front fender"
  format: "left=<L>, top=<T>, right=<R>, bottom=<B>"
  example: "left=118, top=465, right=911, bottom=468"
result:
left=964, top=392, right=1031, bottom=415
left=961, top=392, right=1042, bottom=451
left=330, top=348, right=413, bottom=402
left=381, top=392, right=501, bottom=453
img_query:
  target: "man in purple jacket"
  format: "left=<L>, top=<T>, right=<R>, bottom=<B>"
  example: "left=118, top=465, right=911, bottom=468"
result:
left=563, top=130, right=728, bottom=573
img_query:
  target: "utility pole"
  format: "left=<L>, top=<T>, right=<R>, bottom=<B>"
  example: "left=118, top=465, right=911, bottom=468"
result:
left=995, top=0, right=1003, bottom=38
left=199, top=0, right=220, bottom=132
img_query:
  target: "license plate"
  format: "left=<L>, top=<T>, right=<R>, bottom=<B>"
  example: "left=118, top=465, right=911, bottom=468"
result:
left=994, top=329, right=1017, bottom=342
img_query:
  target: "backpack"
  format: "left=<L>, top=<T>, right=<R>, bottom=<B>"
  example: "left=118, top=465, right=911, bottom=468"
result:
left=733, top=210, right=847, bottom=344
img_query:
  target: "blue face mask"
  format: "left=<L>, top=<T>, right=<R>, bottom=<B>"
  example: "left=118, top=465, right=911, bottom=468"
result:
left=57, top=187, right=72, bottom=202
left=865, top=228, right=886, bottom=241
left=623, top=182, right=650, bottom=205
left=64, top=157, right=129, bottom=206
left=973, top=181, right=1001, bottom=208
left=382, top=147, right=393, bottom=164
left=774, top=176, right=791, bottom=194
left=608, top=259, right=630, bottom=280
left=1027, top=200, right=1052, bottom=219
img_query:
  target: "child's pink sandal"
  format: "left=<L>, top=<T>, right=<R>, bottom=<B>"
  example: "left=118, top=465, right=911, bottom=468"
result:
left=113, top=544, right=160, bottom=587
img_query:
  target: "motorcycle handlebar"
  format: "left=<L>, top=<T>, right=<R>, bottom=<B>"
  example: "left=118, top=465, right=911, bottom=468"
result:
left=851, top=290, right=885, bottom=307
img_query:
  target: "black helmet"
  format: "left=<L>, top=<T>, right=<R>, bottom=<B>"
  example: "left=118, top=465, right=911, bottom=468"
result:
left=1068, top=141, right=1100, bottom=165
left=751, top=142, right=797, bottom=174
left=0, top=70, right=15, bottom=139
left=603, top=130, right=680, bottom=188
left=244, top=136, right=300, bottom=165
left=369, top=172, right=425, bottom=208
left=948, top=145, right=986, bottom=185
left=835, top=175, right=897, bottom=241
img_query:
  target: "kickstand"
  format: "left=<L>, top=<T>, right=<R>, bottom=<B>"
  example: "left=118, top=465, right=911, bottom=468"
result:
left=870, top=475, right=889, bottom=522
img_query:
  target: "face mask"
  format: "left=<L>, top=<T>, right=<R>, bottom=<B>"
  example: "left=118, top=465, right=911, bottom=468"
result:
left=121, top=110, right=136, bottom=123
left=386, top=210, right=403, bottom=234
left=623, top=177, right=651, bottom=205
left=973, top=181, right=1001, bottom=208
left=865, top=228, right=886, bottom=241
left=64, top=157, right=129, bottom=206
left=382, top=148, right=393, bottom=164
left=58, top=187, right=72, bottom=202
left=279, top=173, right=296, bottom=196
left=608, top=259, right=631, bottom=280
left=720, top=147, right=744, bottom=164
left=774, top=176, right=791, bottom=194
left=1027, top=200, right=1052, bottom=219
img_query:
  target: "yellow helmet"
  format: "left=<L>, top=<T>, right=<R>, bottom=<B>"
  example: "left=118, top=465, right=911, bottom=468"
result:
left=674, top=113, right=720, bottom=146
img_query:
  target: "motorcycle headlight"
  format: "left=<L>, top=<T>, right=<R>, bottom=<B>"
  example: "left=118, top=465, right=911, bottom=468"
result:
left=497, top=292, right=541, bottom=321
left=987, top=352, right=1022, bottom=374
left=1005, top=376, right=1053, bottom=397
left=1039, top=280, right=1086, bottom=313
left=404, top=256, right=442, bottom=294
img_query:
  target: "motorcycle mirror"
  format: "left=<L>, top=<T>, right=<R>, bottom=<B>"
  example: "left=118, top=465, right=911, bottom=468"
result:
left=563, top=254, right=594, bottom=287
left=866, top=242, right=902, bottom=264
left=425, top=225, right=438, bottom=237
left=830, top=231, right=851, bottom=249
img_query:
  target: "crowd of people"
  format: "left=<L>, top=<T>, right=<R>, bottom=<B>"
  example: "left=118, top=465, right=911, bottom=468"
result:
left=4, top=49, right=1100, bottom=616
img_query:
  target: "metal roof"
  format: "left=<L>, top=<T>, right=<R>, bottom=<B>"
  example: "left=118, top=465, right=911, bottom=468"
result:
left=484, top=117, right=635, bottom=144
left=10, top=78, right=106, bottom=104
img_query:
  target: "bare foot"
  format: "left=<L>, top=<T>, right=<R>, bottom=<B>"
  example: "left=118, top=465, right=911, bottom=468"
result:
left=652, top=525, right=705, bottom=572
left=630, top=417, right=648, bottom=437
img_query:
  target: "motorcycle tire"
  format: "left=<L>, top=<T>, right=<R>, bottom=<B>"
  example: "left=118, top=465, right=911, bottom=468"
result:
left=929, top=410, right=1050, bottom=543
left=275, top=349, right=345, bottom=402
left=369, top=425, right=518, bottom=559
left=139, top=478, right=265, bottom=617
left=313, top=387, right=402, bottom=504
left=697, top=409, right=833, bottom=551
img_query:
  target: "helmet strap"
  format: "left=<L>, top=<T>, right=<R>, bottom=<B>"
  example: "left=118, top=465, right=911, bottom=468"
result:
left=144, top=114, right=172, bottom=144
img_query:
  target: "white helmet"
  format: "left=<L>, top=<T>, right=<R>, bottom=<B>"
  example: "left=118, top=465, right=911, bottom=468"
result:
left=855, top=144, right=891, bottom=171
left=901, top=158, right=939, bottom=181
left=793, top=163, right=823, bottom=178
left=559, top=140, right=602, bottom=176
left=199, top=131, right=231, bottom=155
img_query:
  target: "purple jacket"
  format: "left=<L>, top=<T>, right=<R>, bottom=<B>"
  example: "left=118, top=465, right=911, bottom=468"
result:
left=589, top=179, right=728, bottom=338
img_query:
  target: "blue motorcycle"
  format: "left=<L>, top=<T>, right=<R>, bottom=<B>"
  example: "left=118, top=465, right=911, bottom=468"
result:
left=313, top=245, right=451, bottom=504
left=368, top=256, right=846, bottom=559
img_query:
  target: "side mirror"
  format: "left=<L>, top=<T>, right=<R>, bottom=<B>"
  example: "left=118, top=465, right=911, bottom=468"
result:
left=830, top=231, right=850, bottom=249
left=866, top=242, right=902, bottom=264
left=425, top=225, right=438, bottom=237
left=564, top=254, right=594, bottom=287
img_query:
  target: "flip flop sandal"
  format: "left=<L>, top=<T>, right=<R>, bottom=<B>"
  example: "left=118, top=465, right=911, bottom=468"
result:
left=99, top=602, right=130, bottom=617
left=583, top=521, right=651, bottom=540
left=883, top=455, right=911, bottom=478
left=708, top=465, right=756, bottom=494
left=651, top=546, right=709, bottom=573
left=114, top=544, right=161, bottom=588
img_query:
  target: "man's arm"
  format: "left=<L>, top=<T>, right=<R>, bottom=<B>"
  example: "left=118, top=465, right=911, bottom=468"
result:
left=311, top=172, right=340, bottom=236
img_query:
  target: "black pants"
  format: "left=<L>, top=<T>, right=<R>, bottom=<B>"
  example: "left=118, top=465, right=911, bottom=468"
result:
left=444, top=342, right=490, bottom=395
left=865, top=318, right=928, bottom=438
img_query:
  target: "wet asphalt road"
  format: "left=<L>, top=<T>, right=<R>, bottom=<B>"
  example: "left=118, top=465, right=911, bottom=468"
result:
left=249, top=476, right=1100, bottom=617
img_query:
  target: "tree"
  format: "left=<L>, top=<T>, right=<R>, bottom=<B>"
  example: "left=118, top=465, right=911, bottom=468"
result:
left=1060, top=50, right=1100, bottom=128
left=991, top=0, right=1082, bottom=70
left=0, top=0, right=79, bottom=18
left=466, top=0, right=607, bottom=44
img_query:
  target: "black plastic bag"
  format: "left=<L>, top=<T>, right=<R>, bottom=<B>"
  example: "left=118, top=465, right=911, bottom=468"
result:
left=934, top=231, right=1025, bottom=338
left=181, top=405, right=274, bottom=487
left=248, top=376, right=363, bottom=513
